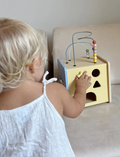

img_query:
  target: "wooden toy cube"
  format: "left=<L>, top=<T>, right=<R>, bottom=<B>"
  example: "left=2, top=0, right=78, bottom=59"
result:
left=58, top=56, right=111, bottom=107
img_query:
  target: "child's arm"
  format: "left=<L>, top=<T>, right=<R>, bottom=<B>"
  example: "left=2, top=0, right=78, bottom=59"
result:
left=59, top=71, right=91, bottom=118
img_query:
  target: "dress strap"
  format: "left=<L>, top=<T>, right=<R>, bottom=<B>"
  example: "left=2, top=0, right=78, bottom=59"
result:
left=42, top=71, right=57, bottom=92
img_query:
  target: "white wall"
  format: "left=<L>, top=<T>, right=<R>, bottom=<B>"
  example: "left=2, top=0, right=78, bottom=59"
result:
left=0, top=0, right=120, bottom=52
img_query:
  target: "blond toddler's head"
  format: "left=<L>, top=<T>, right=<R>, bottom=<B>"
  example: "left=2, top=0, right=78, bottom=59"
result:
left=0, top=18, right=47, bottom=92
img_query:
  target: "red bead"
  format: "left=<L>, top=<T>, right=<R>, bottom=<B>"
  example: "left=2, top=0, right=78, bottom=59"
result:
left=93, top=40, right=96, bottom=44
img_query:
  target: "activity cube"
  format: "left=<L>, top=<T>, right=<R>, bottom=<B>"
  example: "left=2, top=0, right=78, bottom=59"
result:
left=58, top=56, right=111, bottom=107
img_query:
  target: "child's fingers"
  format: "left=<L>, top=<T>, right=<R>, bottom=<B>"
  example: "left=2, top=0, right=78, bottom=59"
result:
left=75, top=76, right=79, bottom=80
left=88, top=77, right=91, bottom=86
left=76, top=71, right=91, bottom=81
left=88, top=76, right=91, bottom=81
left=81, top=71, right=87, bottom=78
left=84, top=75, right=88, bottom=80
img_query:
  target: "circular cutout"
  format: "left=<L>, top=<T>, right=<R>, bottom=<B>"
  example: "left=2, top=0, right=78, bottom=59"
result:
left=92, top=69, right=100, bottom=77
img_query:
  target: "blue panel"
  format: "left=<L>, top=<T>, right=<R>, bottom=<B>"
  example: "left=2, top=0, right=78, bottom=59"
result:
left=57, top=59, right=69, bottom=90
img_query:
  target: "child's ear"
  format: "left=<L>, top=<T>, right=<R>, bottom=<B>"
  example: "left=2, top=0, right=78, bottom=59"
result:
left=27, top=56, right=41, bottom=73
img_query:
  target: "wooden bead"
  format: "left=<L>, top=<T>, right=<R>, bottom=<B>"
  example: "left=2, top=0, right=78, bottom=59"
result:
left=93, top=40, right=96, bottom=44
left=93, top=50, right=97, bottom=53
left=93, top=47, right=97, bottom=50
left=94, top=53, right=97, bottom=56
left=94, top=56, right=97, bottom=60
left=86, top=49, right=89, bottom=52
left=94, top=59, right=97, bottom=63
left=93, top=44, right=97, bottom=47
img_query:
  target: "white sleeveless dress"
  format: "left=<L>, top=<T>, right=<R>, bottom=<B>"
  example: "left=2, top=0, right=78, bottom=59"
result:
left=0, top=71, right=75, bottom=157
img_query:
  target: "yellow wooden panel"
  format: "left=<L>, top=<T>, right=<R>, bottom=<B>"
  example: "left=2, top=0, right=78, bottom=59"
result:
left=65, top=59, right=109, bottom=107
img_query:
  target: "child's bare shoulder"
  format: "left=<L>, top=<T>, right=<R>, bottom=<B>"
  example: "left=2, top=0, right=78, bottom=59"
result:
left=46, top=82, right=72, bottom=107
left=46, top=82, right=67, bottom=95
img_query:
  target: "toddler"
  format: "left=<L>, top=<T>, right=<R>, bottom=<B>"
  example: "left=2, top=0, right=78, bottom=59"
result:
left=0, top=18, right=91, bottom=157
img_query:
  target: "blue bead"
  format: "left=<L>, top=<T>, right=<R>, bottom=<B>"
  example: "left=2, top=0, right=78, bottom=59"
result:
left=93, top=50, right=97, bottom=53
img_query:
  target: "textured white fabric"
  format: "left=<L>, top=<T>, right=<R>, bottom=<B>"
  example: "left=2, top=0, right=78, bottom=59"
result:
left=0, top=71, right=75, bottom=157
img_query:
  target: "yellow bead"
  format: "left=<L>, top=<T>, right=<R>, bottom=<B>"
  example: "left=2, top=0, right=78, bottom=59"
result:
left=94, top=59, right=97, bottom=63
left=94, top=53, right=97, bottom=56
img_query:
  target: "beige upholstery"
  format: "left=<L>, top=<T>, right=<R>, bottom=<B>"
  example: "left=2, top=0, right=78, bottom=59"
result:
left=52, top=24, right=120, bottom=157
left=37, top=29, right=53, bottom=79
left=52, top=24, right=120, bottom=84
left=64, top=84, right=120, bottom=157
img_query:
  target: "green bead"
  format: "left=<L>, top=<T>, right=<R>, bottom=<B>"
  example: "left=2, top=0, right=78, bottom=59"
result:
left=86, top=49, right=89, bottom=52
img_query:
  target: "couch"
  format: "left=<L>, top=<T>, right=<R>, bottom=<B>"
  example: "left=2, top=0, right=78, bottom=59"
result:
left=37, top=29, right=53, bottom=79
left=52, top=24, right=120, bottom=157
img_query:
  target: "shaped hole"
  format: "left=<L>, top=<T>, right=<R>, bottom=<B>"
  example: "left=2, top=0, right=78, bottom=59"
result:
left=93, top=81, right=101, bottom=88
left=86, top=92, right=96, bottom=103
left=92, top=69, right=100, bottom=77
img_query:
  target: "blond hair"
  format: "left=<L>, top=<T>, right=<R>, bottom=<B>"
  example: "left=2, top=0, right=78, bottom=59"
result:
left=0, top=18, right=47, bottom=92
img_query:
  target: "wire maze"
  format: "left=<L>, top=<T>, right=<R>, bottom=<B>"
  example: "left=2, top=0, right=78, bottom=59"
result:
left=65, top=31, right=97, bottom=66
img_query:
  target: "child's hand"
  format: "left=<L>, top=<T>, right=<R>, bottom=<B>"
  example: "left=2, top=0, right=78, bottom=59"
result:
left=54, top=71, right=91, bottom=118
left=75, top=71, right=91, bottom=90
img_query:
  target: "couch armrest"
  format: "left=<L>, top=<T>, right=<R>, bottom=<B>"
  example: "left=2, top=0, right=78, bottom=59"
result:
left=37, top=29, right=53, bottom=78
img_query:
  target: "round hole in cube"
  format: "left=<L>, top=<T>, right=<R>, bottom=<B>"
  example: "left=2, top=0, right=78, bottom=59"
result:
left=92, top=69, right=100, bottom=77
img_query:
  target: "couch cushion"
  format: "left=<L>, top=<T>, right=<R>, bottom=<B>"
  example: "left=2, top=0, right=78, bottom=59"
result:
left=52, top=24, right=120, bottom=84
left=37, top=29, right=53, bottom=78
left=64, top=84, right=120, bottom=157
